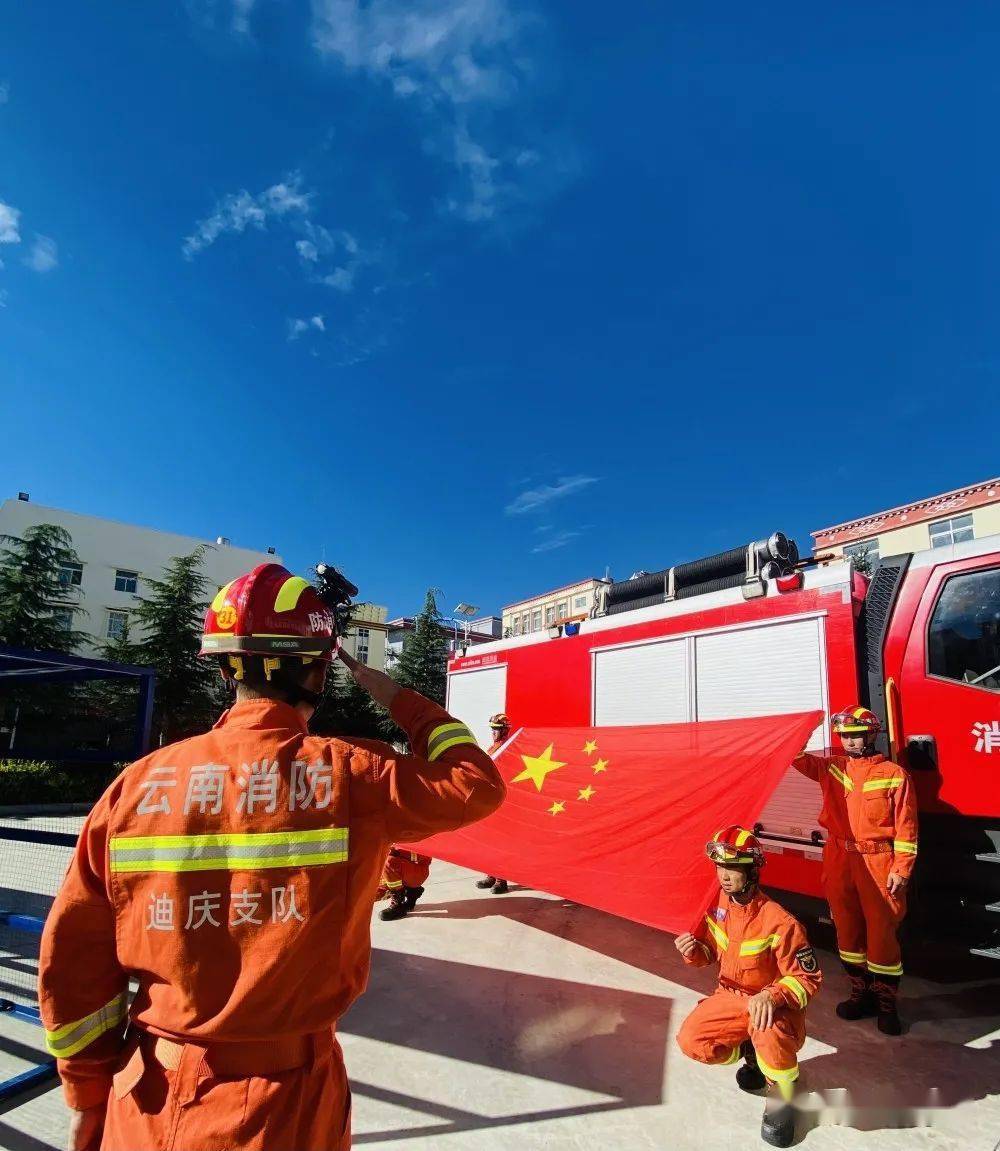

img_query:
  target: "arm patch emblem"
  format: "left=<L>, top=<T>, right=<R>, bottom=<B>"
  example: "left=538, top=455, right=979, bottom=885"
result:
left=795, top=946, right=818, bottom=973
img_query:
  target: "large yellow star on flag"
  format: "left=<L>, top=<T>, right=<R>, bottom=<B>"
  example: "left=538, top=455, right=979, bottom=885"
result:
left=583, top=739, right=598, bottom=755
left=512, top=743, right=568, bottom=792
left=592, top=758, right=609, bottom=775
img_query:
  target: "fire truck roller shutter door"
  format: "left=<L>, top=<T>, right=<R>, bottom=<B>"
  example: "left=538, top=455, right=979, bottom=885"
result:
left=446, top=664, right=508, bottom=751
left=593, top=638, right=690, bottom=726
left=695, top=617, right=827, bottom=842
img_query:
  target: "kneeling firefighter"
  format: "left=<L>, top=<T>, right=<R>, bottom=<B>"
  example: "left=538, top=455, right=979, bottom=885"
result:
left=675, top=827, right=822, bottom=1149
left=378, top=847, right=432, bottom=921
left=38, top=562, right=506, bottom=1151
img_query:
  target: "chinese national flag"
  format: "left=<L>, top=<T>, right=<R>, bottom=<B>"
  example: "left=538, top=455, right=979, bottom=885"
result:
left=404, top=711, right=822, bottom=935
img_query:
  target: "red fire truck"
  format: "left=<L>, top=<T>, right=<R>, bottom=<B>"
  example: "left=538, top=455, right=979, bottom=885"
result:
left=446, top=533, right=1000, bottom=955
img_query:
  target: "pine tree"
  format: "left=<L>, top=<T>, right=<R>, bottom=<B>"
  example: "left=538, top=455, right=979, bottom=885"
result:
left=311, top=666, right=395, bottom=742
left=390, top=587, right=448, bottom=704
left=130, top=547, right=219, bottom=745
left=0, top=525, right=89, bottom=652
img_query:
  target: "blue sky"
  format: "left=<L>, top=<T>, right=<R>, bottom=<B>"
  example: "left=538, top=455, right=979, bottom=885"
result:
left=2, top=2, right=998, bottom=618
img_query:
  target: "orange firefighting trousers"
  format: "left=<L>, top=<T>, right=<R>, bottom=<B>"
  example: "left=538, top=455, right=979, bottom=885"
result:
left=677, top=987, right=805, bottom=1093
left=823, top=842, right=906, bottom=977
left=99, top=1029, right=350, bottom=1151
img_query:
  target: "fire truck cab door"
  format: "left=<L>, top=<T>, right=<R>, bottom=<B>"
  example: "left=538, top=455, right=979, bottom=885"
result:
left=898, top=552, right=1000, bottom=818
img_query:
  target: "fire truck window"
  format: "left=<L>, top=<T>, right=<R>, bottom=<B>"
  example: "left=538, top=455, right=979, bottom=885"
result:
left=928, top=569, right=1000, bottom=692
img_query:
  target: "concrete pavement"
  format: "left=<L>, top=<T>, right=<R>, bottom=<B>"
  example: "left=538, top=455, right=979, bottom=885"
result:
left=1, top=853, right=998, bottom=1150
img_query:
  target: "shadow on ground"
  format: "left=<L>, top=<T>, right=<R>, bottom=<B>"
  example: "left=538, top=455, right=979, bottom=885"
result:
left=340, top=939, right=674, bottom=1144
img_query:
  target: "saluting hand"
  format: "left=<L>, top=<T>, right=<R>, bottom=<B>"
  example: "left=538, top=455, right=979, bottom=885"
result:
left=747, top=990, right=775, bottom=1032
left=338, top=648, right=401, bottom=710
left=675, top=932, right=699, bottom=958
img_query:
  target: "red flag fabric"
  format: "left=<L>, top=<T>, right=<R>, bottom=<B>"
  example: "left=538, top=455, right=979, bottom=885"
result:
left=404, top=711, right=822, bottom=935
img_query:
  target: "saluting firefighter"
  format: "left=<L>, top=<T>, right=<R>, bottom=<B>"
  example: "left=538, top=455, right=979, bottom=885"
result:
left=794, top=706, right=917, bottom=1035
left=38, top=563, right=506, bottom=1151
left=475, top=712, right=511, bottom=895
left=378, top=847, right=433, bottom=921
left=676, top=826, right=821, bottom=1149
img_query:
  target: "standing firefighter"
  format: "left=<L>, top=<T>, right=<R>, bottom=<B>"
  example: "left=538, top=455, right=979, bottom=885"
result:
left=675, top=827, right=821, bottom=1149
left=38, top=563, right=506, bottom=1151
left=794, top=706, right=918, bottom=1035
left=475, top=712, right=511, bottom=896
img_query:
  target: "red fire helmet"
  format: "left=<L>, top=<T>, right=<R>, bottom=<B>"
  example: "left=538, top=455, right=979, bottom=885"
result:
left=200, top=564, right=336, bottom=660
left=489, top=713, right=510, bottom=729
left=831, top=706, right=881, bottom=737
left=705, top=825, right=765, bottom=868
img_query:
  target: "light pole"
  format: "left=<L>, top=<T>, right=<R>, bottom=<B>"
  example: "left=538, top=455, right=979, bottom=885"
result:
left=453, top=602, right=479, bottom=656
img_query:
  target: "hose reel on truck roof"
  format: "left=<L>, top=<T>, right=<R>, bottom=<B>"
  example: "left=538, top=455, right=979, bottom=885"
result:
left=599, top=533, right=801, bottom=617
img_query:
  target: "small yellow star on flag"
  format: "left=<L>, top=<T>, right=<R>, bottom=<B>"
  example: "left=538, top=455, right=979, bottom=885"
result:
left=583, top=740, right=598, bottom=755
left=512, top=744, right=568, bottom=792
left=548, top=800, right=566, bottom=815
left=577, top=785, right=596, bottom=801
left=592, top=758, right=609, bottom=775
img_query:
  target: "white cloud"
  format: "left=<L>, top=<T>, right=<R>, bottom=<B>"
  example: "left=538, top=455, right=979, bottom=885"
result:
left=296, top=239, right=319, bottom=262
left=182, top=172, right=312, bottom=259
left=231, top=0, right=255, bottom=35
left=311, top=0, right=566, bottom=223
left=532, top=530, right=580, bottom=554
left=505, top=475, right=599, bottom=516
left=288, top=314, right=326, bottom=340
left=0, top=288, right=7, bottom=308
left=321, top=266, right=355, bottom=293
left=23, top=234, right=58, bottom=273
left=0, top=200, right=21, bottom=244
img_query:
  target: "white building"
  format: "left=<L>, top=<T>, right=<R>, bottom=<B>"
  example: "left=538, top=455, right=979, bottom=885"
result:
left=0, top=495, right=281, bottom=655
left=340, top=603, right=390, bottom=669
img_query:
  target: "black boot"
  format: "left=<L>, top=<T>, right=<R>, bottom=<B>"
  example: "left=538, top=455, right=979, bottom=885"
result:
left=403, top=885, right=424, bottom=911
left=760, top=1096, right=797, bottom=1149
left=836, top=965, right=877, bottom=1020
left=735, top=1040, right=766, bottom=1093
left=874, top=977, right=903, bottom=1036
left=476, top=875, right=498, bottom=889
left=491, top=879, right=509, bottom=895
left=379, top=894, right=408, bottom=921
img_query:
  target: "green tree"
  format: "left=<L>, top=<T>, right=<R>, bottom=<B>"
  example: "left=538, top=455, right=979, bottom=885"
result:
left=390, top=588, right=448, bottom=704
left=130, top=547, right=219, bottom=745
left=851, top=544, right=877, bottom=576
left=0, top=525, right=89, bottom=652
left=311, top=665, right=395, bottom=742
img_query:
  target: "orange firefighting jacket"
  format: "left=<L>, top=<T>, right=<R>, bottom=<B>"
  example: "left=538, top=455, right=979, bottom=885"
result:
left=683, top=889, right=822, bottom=1010
left=794, top=752, right=919, bottom=878
left=38, top=689, right=505, bottom=1111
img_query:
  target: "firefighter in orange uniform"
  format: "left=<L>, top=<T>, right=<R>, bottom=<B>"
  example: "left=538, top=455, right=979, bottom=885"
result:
left=794, top=706, right=918, bottom=1035
left=378, top=847, right=433, bottom=921
left=676, top=826, right=821, bottom=1149
left=475, top=712, right=511, bottom=895
left=38, top=563, right=506, bottom=1151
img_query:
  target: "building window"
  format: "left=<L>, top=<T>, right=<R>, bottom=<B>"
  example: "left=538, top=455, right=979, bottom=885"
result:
left=115, top=569, right=139, bottom=594
left=573, top=595, right=588, bottom=610
left=58, top=562, right=83, bottom=588
left=519, top=614, right=528, bottom=634
left=107, top=610, right=129, bottom=641
left=531, top=609, right=542, bottom=632
left=843, top=539, right=880, bottom=568
left=557, top=601, right=568, bottom=620
left=927, top=568, right=1000, bottom=691
left=356, top=627, right=370, bottom=665
left=929, top=514, right=975, bottom=549
left=545, top=605, right=555, bottom=626
left=51, top=607, right=74, bottom=631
